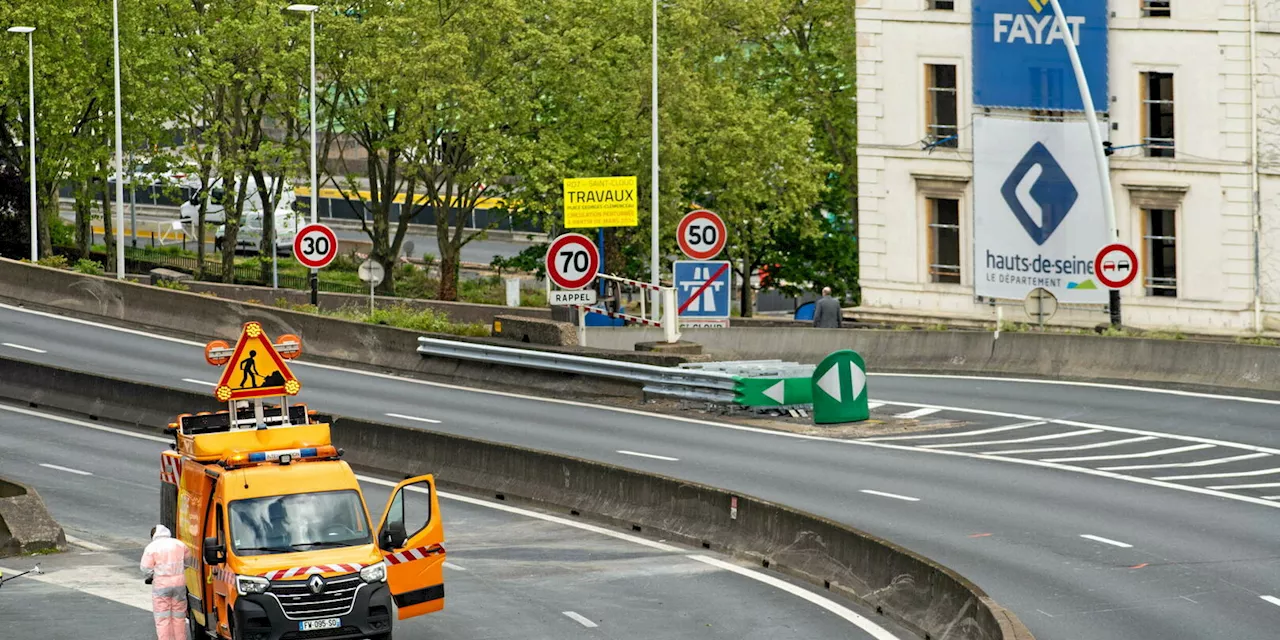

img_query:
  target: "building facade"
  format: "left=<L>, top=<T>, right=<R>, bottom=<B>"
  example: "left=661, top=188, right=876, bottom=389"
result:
left=856, top=0, right=1280, bottom=334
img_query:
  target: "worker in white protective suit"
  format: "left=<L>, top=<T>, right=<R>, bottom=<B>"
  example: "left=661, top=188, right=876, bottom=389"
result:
left=140, top=524, right=190, bottom=640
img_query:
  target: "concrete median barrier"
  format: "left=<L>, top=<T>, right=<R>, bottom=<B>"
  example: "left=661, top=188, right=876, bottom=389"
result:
left=0, top=357, right=1033, bottom=640
left=0, top=477, right=65, bottom=557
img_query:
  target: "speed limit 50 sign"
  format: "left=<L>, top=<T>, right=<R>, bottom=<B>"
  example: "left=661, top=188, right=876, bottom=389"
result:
left=677, top=210, right=726, bottom=260
left=293, top=223, right=338, bottom=269
left=545, top=233, right=600, bottom=290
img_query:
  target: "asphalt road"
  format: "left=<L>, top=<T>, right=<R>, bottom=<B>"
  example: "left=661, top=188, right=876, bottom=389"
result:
left=3, top=305, right=1280, bottom=639
left=0, top=405, right=897, bottom=640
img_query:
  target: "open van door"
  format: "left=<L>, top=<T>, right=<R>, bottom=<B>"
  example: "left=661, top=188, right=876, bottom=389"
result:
left=374, top=475, right=445, bottom=620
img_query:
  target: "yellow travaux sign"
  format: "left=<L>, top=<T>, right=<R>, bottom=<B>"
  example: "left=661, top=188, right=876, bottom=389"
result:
left=563, top=176, right=638, bottom=228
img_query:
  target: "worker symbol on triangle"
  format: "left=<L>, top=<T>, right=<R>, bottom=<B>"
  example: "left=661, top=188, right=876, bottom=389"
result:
left=811, top=350, right=870, bottom=425
left=214, top=322, right=300, bottom=402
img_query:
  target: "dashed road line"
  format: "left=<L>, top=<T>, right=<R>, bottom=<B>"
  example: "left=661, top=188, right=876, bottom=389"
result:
left=1260, top=595, right=1280, bottom=608
left=443, top=562, right=466, bottom=571
left=64, top=534, right=111, bottom=551
left=1048, top=444, right=1215, bottom=464
left=921, top=429, right=1101, bottom=449
left=1155, top=468, right=1280, bottom=481
left=1099, top=452, right=1267, bottom=471
left=862, top=421, right=1045, bottom=442
left=992, top=436, right=1157, bottom=456
left=859, top=489, right=920, bottom=502
left=385, top=413, right=442, bottom=425
left=2, top=342, right=46, bottom=354
left=894, top=407, right=940, bottom=419
left=562, top=611, right=598, bottom=628
left=616, top=450, right=679, bottom=462
left=182, top=378, right=217, bottom=387
left=39, top=463, right=93, bottom=476
left=1080, top=534, right=1133, bottom=549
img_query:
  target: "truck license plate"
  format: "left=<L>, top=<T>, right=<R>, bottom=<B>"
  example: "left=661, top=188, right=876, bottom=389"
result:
left=299, top=618, right=340, bottom=631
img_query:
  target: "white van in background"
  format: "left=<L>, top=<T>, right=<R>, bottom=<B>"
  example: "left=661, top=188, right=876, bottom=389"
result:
left=178, top=177, right=299, bottom=255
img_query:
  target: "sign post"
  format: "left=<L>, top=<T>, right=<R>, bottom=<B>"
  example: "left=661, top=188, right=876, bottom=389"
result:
left=293, top=223, right=338, bottom=307
left=811, top=350, right=870, bottom=425
left=1023, top=287, right=1058, bottom=328
left=358, top=258, right=385, bottom=315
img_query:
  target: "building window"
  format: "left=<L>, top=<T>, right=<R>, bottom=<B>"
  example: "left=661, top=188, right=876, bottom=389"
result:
left=1143, top=208, right=1177, bottom=297
left=1141, top=72, right=1175, bottom=158
left=927, top=0, right=955, bottom=9
left=925, top=64, right=958, bottom=148
left=928, top=197, right=961, bottom=284
left=1142, top=1, right=1171, bottom=17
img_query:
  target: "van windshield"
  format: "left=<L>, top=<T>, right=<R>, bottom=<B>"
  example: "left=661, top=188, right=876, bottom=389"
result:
left=228, top=490, right=372, bottom=556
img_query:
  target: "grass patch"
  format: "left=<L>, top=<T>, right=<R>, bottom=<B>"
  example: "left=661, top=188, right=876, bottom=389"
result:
left=330, top=303, right=490, bottom=337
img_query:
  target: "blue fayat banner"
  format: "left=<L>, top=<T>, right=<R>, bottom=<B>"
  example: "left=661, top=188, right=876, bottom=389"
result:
left=972, top=0, right=1108, bottom=112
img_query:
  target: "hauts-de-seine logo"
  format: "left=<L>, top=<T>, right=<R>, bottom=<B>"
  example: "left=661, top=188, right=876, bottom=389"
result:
left=1000, top=142, right=1078, bottom=246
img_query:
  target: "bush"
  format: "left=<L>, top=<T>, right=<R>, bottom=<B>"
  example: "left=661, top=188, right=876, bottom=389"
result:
left=72, top=258, right=103, bottom=275
left=36, top=254, right=68, bottom=269
left=331, top=303, right=489, bottom=337
left=49, top=217, right=74, bottom=247
left=155, top=279, right=190, bottom=291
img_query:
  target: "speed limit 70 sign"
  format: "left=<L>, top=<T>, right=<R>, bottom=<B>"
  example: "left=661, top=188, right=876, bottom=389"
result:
left=293, top=223, right=338, bottom=269
left=545, top=233, right=600, bottom=290
left=677, top=210, right=726, bottom=260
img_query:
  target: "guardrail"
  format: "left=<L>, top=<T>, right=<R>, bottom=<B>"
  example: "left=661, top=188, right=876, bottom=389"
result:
left=417, top=337, right=736, bottom=402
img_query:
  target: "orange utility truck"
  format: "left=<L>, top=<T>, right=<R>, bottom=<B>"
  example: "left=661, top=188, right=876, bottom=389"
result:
left=160, top=322, right=445, bottom=640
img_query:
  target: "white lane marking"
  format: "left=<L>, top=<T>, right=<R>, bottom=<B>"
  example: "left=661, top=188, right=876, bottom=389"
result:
left=1080, top=534, right=1133, bottom=549
left=64, top=534, right=110, bottom=551
left=385, top=412, right=442, bottom=425
left=7, top=307, right=1280, bottom=512
left=688, top=555, right=902, bottom=640
left=867, top=402, right=885, bottom=410
left=921, top=429, right=1101, bottom=449
left=991, top=436, right=1157, bottom=456
left=894, top=407, right=940, bottom=419
left=0, top=564, right=151, bottom=610
left=562, top=611, right=598, bottom=628
left=1099, top=452, right=1268, bottom=471
left=0, top=404, right=170, bottom=444
left=1262, top=595, right=1280, bottom=607
left=1263, top=496, right=1280, bottom=500
left=860, top=489, right=920, bottom=502
left=1207, top=481, right=1280, bottom=490
left=862, top=421, right=1045, bottom=442
left=442, top=561, right=466, bottom=571
left=2, top=342, right=46, bottom=353
left=39, top=463, right=93, bottom=476
left=1050, top=444, right=1218, bottom=464
left=616, top=450, right=679, bottom=462
left=1155, top=468, right=1280, bottom=481
left=870, top=371, right=1280, bottom=408
left=182, top=378, right=217, bottom=387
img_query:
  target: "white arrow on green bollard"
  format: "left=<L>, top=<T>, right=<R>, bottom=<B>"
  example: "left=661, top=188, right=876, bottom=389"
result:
left=811, top=350, right=870, bottom=424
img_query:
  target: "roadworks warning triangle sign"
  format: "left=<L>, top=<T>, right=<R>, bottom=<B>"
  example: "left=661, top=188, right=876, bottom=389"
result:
left=214, top=322, right=300, bottom=402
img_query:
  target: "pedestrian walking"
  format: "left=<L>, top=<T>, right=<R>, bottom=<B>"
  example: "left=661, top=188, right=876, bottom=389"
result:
left=812, top=287, right=843, bottom=328
left=140, top=524, right=190, bottom=640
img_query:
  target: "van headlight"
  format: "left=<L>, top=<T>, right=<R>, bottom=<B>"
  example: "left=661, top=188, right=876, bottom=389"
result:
left=236, top=575, right=270, bottom=596
left=360, top=562, right=386, bottom=584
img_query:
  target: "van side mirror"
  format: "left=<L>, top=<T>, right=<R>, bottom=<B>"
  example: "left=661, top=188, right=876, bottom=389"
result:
left=379, top=522, right=407, bottom=551
left=203, top=537, right=226, bottom=565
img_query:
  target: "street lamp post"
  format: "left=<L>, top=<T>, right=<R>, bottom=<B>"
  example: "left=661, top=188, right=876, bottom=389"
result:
left=1049, top=0, right=1121, bottom=327
left=650, top=0, right=660, bottom=321
left=8, top=26, right=36, bottom=263
left=287, top=4, right=319, bottom=306
left=112, top=0, right=125, bottom=279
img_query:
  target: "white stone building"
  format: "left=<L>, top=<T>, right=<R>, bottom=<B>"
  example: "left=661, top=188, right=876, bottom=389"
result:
left=856, top=0, right=1280, bottom=334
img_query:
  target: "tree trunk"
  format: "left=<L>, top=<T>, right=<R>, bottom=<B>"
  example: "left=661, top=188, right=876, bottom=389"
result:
left=221, top=178, right=249, bottom=283
left=196, top=186, right=208, bottom=280
left=37, top=184, right=52, bottom=259
left=739, top=262, right=756, bottom=318
left=437, top=240, right=460, bottom=301
left=74, top=182, right=92, bottom=259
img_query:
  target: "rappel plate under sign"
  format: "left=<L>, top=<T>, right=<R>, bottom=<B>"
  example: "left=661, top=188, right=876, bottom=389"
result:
left=213, top=322, right=301, bottom=402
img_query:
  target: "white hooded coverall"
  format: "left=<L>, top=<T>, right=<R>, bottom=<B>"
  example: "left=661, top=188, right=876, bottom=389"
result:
left=140, top=524, right=190, bottom=640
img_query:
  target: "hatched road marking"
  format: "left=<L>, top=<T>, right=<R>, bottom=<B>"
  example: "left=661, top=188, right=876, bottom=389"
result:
left=1155, top=468, right=1280, bottom=481
left=920, top=429, right=1101, bottom=449
left=1100, top=452, right=1268, bottom=471
left=562, top=611, right=598, bottom=628
left=894, top=407, right=940, bottom=419
left=992, top=436, right=1157, bottom=456
left=1052, top=444, right=1217, bottom=464
left=862, top=421, right=1045, bottom=442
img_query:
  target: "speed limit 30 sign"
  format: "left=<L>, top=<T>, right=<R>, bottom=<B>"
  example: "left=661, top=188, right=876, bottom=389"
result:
left=677, top=210, right=726, bottom=260
left=545, top=233, right=600, bottom=290
left=293, top=223, right=338, bottom=269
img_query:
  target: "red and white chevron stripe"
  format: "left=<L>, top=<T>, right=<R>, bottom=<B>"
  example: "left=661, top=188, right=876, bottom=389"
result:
left=261, top=564, right=364, bottom=580
left=385, top=544, right=444, bottom=566
left=211, top=566, right=235, bottom=584
left=160, top=454, right=182, bottom=485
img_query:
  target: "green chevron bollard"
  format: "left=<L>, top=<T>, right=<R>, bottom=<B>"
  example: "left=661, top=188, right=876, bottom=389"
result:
left=735, top=377, right=813, bottom=407
left=811, top=350, right=869, bottom=424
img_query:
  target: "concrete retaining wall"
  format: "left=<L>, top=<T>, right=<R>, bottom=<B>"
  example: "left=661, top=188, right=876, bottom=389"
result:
left=492, top=315, right=577, bottom=346
left=0, top=477, right=65, bottom=557
left=585, top=326, right=1280, bottom=394
left=0, top=357, right=1032, bottom=640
